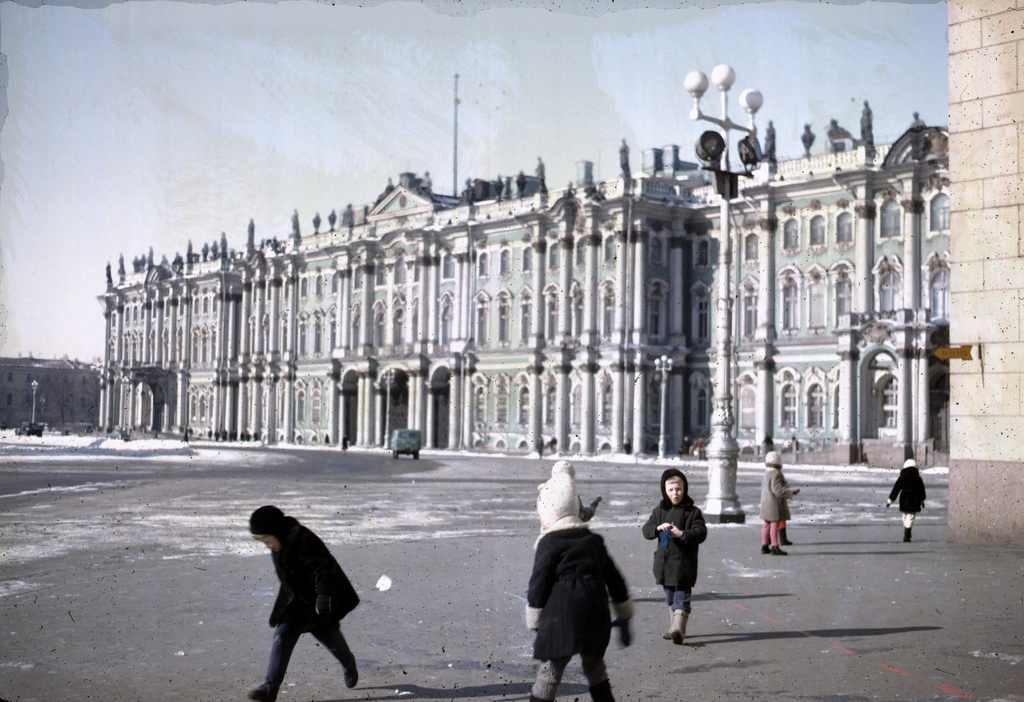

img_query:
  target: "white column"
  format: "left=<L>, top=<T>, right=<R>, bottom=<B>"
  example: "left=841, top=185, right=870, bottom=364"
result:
left=631, top=230, right=647, bottom=346
left=916, top=349, right=930, bottom=447
left=631, top=352, right=646, bottom=453
left=902, top=197, right=923, bottom=310
left=897, top=347, right=913, bottom=450
left=855, top=202, right=876, bottom=313
left=531, top=238, right=546, bottom=349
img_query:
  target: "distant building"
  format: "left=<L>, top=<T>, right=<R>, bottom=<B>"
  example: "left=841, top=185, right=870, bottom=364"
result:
left=0, top=356, right=101, bottom=430
left=98, top=119, right=949, bottom=464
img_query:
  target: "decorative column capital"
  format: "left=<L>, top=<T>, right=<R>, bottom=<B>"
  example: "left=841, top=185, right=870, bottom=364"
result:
left=900, top=197, right=924, bottom=215
left=759, top=216, right=778, bottom=232
left=855, top=202, right=876, bottom=219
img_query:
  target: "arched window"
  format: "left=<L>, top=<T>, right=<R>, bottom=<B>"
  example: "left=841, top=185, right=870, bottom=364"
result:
left=931, top=269, right=950, bottom=320
left=299, top=321, right=308, bottom=356
left=880, top=272, right=901, bottom=313
left=693, top=291, right=709, bottom=343
left=331, top=273, right=339, bottom=294
left=783, top=219, right=799, bottom=249
left=443, top=253, right=455, bottom=279
left=810, top=216, right=825, bottom=246
left=498, top=301, right=510, bottom=343
left=475, top=300, right=489, bottom=345
left=522, top=247, right=533, bottom=272
left=441, top=303, right=453, bottom=345
left=518, top=386, right=530, bottom=426
left=601, top=384, right=612, bottom=426
left=315, top=274, right=323, bottom=297
left=413, top=259, right=421, bottom=282
left=478, top=252, right=489, bottom=278
left=544, top=385, right=556, bottom=427
left=930, top=193, right=950, bottom=231
left=546, top=298, right=558, bottom=340
left=739, top=385, right=756, bottom=430
left=604, top=237, right=616, bottom=263
left=496, top=382, right=509, bottom=424
left=807, top=383, right=825, bottom=428
left=199, top=396, right=207, bottom=421
left=743, top=288, right=758, bottom=338
left=520, top=299, right=532, bottom=344
left=602, top=292, right=615, bottom=339
left=649, top=238, right=663, bottom=265
left=500, top=249, right=511, bottom=275
left=696, top=239, right=710, bottom=267
left=330, top=319, right=337, bottom=350
left=395, top=260, right=406, bottom=285
left=781, top=384, right=797, bottom=429
left=351, top=310, right=361, bottom=347
left=549, top=244, right=560, bottom=270
left=745, top=233, right=758, bottom=262
left=392, top=309, right=405, bottom=347
left=572, top=385, right=582, bottom=428
left=313, top=319, right=322, bottom=356
left=375, top=264, right=385, bottom=287
left=189, top=395, right=197, bottom=422
left=881, top=376, right=898, bottom=428
left=835, top=277, right=852, bottom=317
left=649, top=291, right=665, bottom=338
left=373, top=310, right=385, bottom=347
left=782, top=281, right=799, bottom=330
left=411, top=308, right=419, bottom=342
left=300, top=278, right=309, bottom=299
left=296, top=390, right=306, bottom=422
left=474, top=386, right=486, bottom=423
left=837, top=212, right=853, bottom=244
left=880, top=200, right=901, bottom=238
left=576, top=240, right=587, bottom=266
left=808, top=279, right=826, bottom=328
left=574, top=296, right=584, bottom=337
left=694, top=387, right=708, bottom=430
left=311, top=388, right=322, bottom=425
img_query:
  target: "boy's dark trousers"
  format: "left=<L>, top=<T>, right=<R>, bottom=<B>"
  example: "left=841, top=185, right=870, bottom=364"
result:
left=263, top=611, right=355, bottom=690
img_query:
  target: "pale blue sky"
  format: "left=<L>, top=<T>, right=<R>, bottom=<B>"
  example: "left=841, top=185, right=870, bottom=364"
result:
left=0, top=0, right=949, bottom=362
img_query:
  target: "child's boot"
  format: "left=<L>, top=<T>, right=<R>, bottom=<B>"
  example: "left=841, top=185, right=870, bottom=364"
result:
left=761, top=544, right=771, bottom=554
left=662, top=608, right=674, bottom=639
left=248, top=683, right=279, bottom=702
left=770, top=545, right=788, bottom=555
left=589, top=679, right=616, bottom=702
left=903, top=527, right=912, bottom=543
left=670, top=609, right=689, bottom=645
left=779, top=528, right=793, bottom=545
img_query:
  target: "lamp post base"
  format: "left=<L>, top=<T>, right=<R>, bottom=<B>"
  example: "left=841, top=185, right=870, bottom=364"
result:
left=704, top=449, right=745, bottom=523
left=702, top=498, right=746, bottom=524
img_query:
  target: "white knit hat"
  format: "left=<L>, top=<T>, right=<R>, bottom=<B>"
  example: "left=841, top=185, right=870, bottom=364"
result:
left=537, top=460, right=583, bottom=535
left=903, top=458, right=917, bottom=469
left=765, top=451, right=782, bottom=467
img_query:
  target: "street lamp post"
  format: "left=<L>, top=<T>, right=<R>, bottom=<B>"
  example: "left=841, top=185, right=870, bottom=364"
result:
left=31, top=379, right=39, bottom=424
left=686, top=64, right=763, bottom=523
left=656, top=355, right=673, bottom=459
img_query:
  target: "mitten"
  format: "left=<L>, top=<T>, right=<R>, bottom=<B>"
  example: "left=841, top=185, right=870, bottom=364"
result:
left=885, top=499, right=892, bottom=508
left=316, top=594, right=332, bottom=617
left=612, top=618, right=632, bottom=648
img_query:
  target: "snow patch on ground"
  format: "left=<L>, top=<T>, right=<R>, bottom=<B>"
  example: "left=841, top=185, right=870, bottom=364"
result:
left=0, top=581, right=42, bottom=598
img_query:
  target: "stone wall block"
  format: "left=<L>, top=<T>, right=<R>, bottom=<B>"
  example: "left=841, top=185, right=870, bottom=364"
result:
left=951, top=123, right=1018, bottom=180
left=949, top=16, right=982, bottom=53
left=981, top=10, right=1024, bottom=47
left=949, top=98, right=982, bottom=132
left=949, top=43, right=1016, bottom=102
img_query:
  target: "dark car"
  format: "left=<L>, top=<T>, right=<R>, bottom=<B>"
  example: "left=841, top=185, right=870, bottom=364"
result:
left=15, top=422, right=45, bottom=437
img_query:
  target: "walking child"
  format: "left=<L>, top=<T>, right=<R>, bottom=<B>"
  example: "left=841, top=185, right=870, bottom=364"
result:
left=760, top=451, right=799, bottom=555
left=641, top=468, right=707, bottom=645
left=526, top=461, right=633, bottom=702
left=248, top=505, right=360, bottom=702
left=887, top=458, right=926, bottom=542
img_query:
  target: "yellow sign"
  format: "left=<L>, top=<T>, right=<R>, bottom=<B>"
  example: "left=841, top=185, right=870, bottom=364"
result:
left=933, top=345, right=973, bottom=361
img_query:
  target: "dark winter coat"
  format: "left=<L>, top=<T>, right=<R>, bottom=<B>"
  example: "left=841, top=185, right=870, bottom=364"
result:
left=641, top=469, right=708, bottom=589
left=889, top=467, right=926, bottom=513
left=268, top=517, right=360, bottom=631
left=527, top=528, right=630, bottom=661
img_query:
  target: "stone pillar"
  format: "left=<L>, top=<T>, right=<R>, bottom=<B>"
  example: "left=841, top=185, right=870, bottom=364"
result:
left=916, top=348, right=930, bottom=448
left=855, top=203, right=876, bottom=313
left=611, top=360, right=624, bottom=453
left=528, top=363, right=542, bottom=453
left=361, top=263, right=374, bottom=352
left=902, top=197, right=924, bottom=309
left=155, top=298, right=165, bottom=366
left=143, top=300, right=153, bottom=363
left=531, top=237, right=547, bottom=349
left=614, top=230, right=628, bottom=344
left=449, top=361, right=463, bottom=450
left=838, top=350, right=857, bottom=446
left=755, top=357, right=774, bottom=450
left=669, top=236, right=685, bottom=344
left=429, top=251, right=441, bottom=344
left=756, top=217, right=778, bottom=344
left=583, top=231, right=600, bottom=343
left=254, top=276, right=266, bottom=356
left=265, top=377, right=277, bottom=445
left=557, top=233, right=573, bottom=341
left=329, top=373, right=340, bottom=445
left=285, top=372, right=295, bottom=444
left=461, top=365, right=473, bottom=449
left=168, top=297, right=179, bottom=365
left=632, top=351, right=646, bottom=454
left=555, top=360, right=569, bottom=454
left=580, top=361, right=596, bottom=455
left=455, top=253, right=467, bottom=341
left=270, top=277, right=282, bottom=357
left=241, top=279, right=253, bottom=360
left=897, top=347, right=913, bottom=453
left=425, top=381, right=436, bottom=448
left=419, top=254, right=431, bottom=346
left=339, top=269, right=351, bottom=352
left=631, top=229, right=647, bottom=346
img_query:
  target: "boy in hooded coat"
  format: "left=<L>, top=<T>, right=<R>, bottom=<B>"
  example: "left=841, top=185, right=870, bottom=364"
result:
left=526, top=461, right=634, bottom=702
left=641, top=468, right=707, bottom=645
left=248, top=505, right=360, bottom=702
left=887, top=458, right=927, bottom=542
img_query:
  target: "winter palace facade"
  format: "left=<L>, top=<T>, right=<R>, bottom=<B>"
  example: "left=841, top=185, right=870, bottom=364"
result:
left=99, top=119, right=950, bottom=465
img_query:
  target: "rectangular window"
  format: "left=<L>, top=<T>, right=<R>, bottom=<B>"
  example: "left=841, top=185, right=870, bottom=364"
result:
left=809, top=283, right=825, bottom=328
left=521, top=304, right=532, bottom=344
left=744, top=292, right=758, bottom=337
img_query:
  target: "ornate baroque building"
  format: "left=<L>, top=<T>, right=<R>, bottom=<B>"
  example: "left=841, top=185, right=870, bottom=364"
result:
left=99, top=118, right=950, bottom=465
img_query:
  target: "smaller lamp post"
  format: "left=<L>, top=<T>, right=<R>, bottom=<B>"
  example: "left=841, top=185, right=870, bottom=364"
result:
left=655, top=355, right=673, bottom=459
left=31, top=379, right=39, bottom=424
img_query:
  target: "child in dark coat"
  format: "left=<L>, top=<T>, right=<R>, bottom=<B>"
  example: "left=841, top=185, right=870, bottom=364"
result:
left=526, top=461, right=633, bottom=702
left=248, top=505, right=360, bottom=702
left=641, top=468, right=708, bottom=645
left=887, top=458, right=927, bottom=542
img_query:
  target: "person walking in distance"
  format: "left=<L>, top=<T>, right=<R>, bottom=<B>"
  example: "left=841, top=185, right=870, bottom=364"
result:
left=887, top=458, right=927, bottom=542
left=759, top=452, right=799, bottom=555
left=248, top=505, right=360, bottom=702
left=526, top=460, right=633, bottom=702
left=641, top=468, right=707, bottom=645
